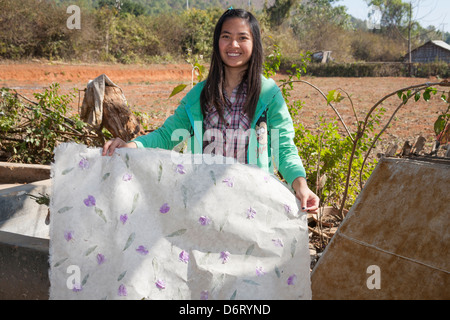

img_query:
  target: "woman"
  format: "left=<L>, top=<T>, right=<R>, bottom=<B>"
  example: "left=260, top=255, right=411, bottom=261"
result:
left=102, top=8, right=319, bottom=212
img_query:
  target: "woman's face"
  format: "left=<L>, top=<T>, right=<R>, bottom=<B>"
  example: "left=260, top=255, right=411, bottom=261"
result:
left=218, top=17, right=253, bottom=73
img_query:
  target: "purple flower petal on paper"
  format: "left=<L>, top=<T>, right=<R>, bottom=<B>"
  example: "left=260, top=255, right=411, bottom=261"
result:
left=287, top=274, right=297, bottom=286
left=222, top=177, right=234, bottom=187
left=78, top=158, right=89, bottom=170
left=159, top=203, right=170, bottom=214
left=284, top=204, right=292, bottom=214
left=72, top=283, right=82, bottom=292
left=118, top=284, right=127, bottom=296
left=120, top=214, right=128, bottom=224
left=246, top=207, right=256, bottom=219
left=175, top=164, right=186, bottom=174
left=136, top=245, right=149, bottom=255
left=198, top=216, right=211, bottom=226
left=83, top=195, right=96, bottom=207
left=97, top=253, right=106, bottom=265
left=272, top=238, right=284, bottom=247
left=200, top=290, right=209, bottom=300
left=122, top=173, right=132, bottom=181
left=220, top=251, right=230, bottom=264
left=64, top=230, right=74, bottom=241
left=155, top=279, right=166, bottom=290
left=256, top=266, right=266, bottom=276
left=179, top=250, right=189, bottom=263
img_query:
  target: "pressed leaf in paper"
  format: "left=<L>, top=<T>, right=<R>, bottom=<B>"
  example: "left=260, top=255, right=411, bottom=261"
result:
left=62, top=167, right=74, bottom=175
left=95, top=207, right=107, bottom=223
left=245, top=244, right=255, bottom=256
left=53, top=258, right=68, bottom=268
left=291, top=237, right=298, bottom=258
left=58, top=206, right=72, bottom=214
left=166, top=228, right=187, bottom=238
left=123, top=232, right=136, bottom=251
left=117, top=271, right=127, bottom=282
left=84, top=245, right=97, bottom=256
left=131, top=193, right=139, bottom=214
left=158, top=161, right=163, bottom=182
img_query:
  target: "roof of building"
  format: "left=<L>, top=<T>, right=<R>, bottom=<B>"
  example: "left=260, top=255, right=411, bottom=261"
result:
left=430, top=40, right=450, bottom=51
left=412, top=40, right=450, bottom=53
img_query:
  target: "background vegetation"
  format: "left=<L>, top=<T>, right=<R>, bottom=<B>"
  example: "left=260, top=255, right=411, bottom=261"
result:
left=1, top=0, right=449, bottom=69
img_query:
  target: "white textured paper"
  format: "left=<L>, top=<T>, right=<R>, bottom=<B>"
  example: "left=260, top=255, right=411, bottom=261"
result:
left=49, top=143, right=311, bottom=300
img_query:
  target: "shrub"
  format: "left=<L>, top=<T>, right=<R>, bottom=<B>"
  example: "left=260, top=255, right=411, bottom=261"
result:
left=264, top=47, right=383, bottom=211
left=278, top=61, right=449, bottom=78
left=0, top=84, right=98, bottom=164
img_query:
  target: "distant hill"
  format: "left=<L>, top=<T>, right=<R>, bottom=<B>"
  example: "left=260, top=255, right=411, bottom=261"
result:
left=61, top=0, right=275, bottom=13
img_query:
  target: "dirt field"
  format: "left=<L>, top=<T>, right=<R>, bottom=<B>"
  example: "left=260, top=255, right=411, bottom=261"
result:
left=1, top=61, right=448, bottom=155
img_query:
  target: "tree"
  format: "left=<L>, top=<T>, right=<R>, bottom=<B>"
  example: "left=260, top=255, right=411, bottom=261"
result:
left=289, top=0, right=351, bottom=57
left=366, top=0, right=410, bottom=31
left=365, top=0, right=446, bottom=67
left=293, top=0, right=351, bottom=29
left=263, top=0, right=297, bottom=28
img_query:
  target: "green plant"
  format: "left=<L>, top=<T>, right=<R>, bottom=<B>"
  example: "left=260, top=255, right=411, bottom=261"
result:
left=169, top=49, right=208, bottom=98
left=262, top=46, right=380, bottom=212
left=0, top=84, right=98, bottom=164
left=432, top=90, right=450, bottom=140
left=263, top=44, right=450, bottom=218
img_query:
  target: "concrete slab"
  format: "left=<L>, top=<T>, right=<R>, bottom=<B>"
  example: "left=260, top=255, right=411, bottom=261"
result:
left=0, top=179, right=51, bottom=239
left=0, top=231, right=49, bottom=300
left=0, top=162, right=51, bottom=184
left=311, top=157, right=450, bottom=300
left=0, top=179, right=51, bottom=299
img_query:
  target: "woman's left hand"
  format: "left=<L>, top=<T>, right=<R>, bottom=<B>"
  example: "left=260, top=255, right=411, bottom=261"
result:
left=292, top=177, right=320, bottom=214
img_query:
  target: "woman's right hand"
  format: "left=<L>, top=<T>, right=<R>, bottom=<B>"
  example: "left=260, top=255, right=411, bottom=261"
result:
left=102, top=137, right=137, bottom=156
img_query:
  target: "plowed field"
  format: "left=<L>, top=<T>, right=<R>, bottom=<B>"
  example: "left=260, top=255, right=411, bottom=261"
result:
left=1, top=61, right=447, bottom=155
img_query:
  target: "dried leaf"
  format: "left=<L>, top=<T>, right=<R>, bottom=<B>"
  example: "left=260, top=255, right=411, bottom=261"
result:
left=245, top=244, right=255, bottom=256
left=131, top=193, right=139, bottom=214
left=117, top=271, right=127, bottom=282
left=123, top=232, right=136, bottom=251
left=274, top=266, right=281, bottom=278
left=166, top=228, right=187, bottom=238
left=209, top=170, right=216, bottom=185
left=62, top=167, right=74, bottom=175
left=84, top=245, right=97, bottom=256
left=158, top=161, right=163, bottom=182
left=57, top=206, right=73, bottom=214
left=81, top=274, right=89, bottom=286
left=243, top=279, right=260, bottom=286
left=125, top=153, right=130, bottom=168
left=53, top=257, right=68, bottom=268
left=95, top=207, right=107, bottom=223
left=291, top=237, right=297, bottom=258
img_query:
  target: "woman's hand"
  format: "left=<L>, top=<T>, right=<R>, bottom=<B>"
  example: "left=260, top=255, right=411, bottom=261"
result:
left=292, top=176, right=320, bottom=214
left=102, top=138, right=137, bottom=156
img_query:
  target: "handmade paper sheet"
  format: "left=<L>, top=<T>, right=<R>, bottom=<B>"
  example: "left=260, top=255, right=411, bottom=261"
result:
left=49, top=143, right=311, bottom=300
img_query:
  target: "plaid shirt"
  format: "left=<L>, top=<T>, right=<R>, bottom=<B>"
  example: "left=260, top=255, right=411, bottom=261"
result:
left=203, top=83, right=250, bottom=163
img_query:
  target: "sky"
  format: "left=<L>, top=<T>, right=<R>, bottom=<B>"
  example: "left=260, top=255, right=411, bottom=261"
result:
left=335, top=0, right=450, bottom=33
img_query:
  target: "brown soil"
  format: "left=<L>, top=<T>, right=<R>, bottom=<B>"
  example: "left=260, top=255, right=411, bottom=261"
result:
left=1, top=61, right=448, bottom=155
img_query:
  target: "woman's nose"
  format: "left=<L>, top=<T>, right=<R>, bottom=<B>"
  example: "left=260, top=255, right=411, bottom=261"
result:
left=230, top=39, right=239, bottom=47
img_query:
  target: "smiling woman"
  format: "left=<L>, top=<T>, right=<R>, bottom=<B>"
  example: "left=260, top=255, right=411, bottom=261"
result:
left=219, top=17, right=254, bottom=86
left=102, top=8, right=320, bottom=213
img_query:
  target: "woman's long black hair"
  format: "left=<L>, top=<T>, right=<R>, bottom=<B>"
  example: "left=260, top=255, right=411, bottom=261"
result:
left=200, top=8, right=263, bottom=122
